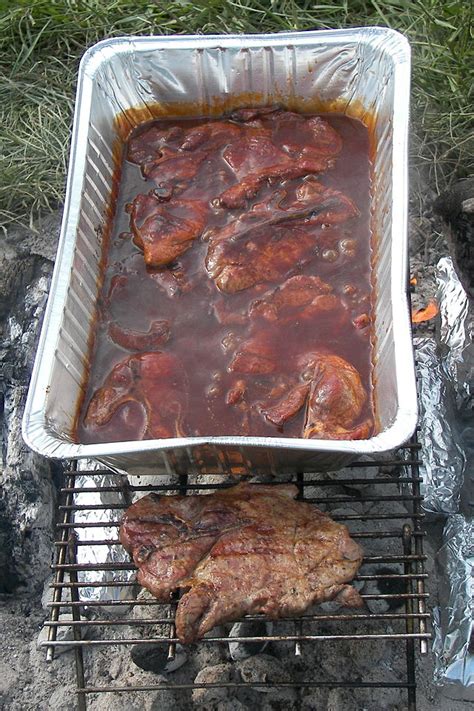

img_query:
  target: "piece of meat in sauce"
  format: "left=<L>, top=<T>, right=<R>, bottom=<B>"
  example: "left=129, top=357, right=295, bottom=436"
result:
left=108, top=320, right=170, bottom=351
left=206, top=181, right=358, bottom=293
left=255, top=348, right=325, bottom=428
left=144, top=150, right=209, bottom=195
left=128, top=191, right=208, bottom=267
left=129, top=121, right=256, bottom=195
left=119, top=483, right=364, bottom=644
left=218, top=110, right=343, bottom=208
left=205, top=179, right=359, bottom=246
left=259, top=351, right=373, bottom=439
left=206, top=222, right=320, bottom=293
left=219, top=137, right=335, bottom=209
left=228, top=330, right=277, bottom=375
left=84, top=351, right=187, bottom=439
left=128, top=123, right=185, bottom=166
left=249, top=274, right=346, bottom=325
left=303, top=353, right=372, bottom=440
left=233, top=107, right=344, bottom=159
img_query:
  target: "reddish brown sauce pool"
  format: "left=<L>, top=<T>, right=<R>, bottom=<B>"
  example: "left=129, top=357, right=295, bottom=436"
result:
left=77, top=109, right=374, bottom=444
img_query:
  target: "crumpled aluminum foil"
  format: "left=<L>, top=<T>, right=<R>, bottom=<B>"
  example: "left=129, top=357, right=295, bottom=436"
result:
left=415, top=257, right=473, bottom=699
left=74, top=460, right=135, bottom=604
left=414, top=338, right=465, bottom=513
left=437, top=256, right=474, bottom=417
left=432, top=514, right=474, bottom=701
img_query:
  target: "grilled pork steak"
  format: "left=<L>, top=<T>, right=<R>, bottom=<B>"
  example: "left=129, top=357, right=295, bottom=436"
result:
left=120, top=483, right=363, bottom=644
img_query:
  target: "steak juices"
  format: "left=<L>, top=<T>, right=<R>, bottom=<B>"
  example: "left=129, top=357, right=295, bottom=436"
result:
left=77, top=108, right=374, bottom=444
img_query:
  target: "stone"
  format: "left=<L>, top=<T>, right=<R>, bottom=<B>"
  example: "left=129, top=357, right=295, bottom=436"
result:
left=215, top=700, right=248, bottom=711
left=260, top=688, right=299, bottom=710
left=301, top=689, right=331, bottom=709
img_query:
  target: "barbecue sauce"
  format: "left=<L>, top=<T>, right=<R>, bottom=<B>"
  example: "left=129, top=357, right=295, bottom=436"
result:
left=76, top=111, right=374, bottom=443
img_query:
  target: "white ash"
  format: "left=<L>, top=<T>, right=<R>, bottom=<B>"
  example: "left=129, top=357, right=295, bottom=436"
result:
left=237, top=653, right=291, bottom=689
left=0, top=213, right=64, bottom=595
left=192, top=662, right=236, bottom=706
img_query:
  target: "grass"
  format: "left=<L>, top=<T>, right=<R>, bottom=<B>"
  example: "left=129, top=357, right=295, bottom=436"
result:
left=0, top=0, right=472, bottom=227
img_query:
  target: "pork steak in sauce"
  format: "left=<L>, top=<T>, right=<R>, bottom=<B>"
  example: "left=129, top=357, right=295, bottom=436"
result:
left=79, top=107, right=375, bottom=444
left=120, top=483, right=364, bottom=644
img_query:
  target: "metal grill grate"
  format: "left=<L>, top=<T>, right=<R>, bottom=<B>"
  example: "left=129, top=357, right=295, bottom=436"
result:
left=42, top=438, right=430, bottom=710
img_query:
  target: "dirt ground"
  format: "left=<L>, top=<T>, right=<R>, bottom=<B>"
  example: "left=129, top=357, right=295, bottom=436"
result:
left=0, top=543, right=470, bottom=711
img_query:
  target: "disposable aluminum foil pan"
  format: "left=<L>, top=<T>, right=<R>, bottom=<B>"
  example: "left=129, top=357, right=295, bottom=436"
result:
left=22, top=28, right=417, bottom=476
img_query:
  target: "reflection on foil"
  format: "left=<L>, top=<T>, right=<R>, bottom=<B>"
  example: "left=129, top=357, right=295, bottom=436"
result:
left=74, top=461, right=135, bottom=604
left=437, top=257, right=474, bottom=416
left=433, top=514, right=474, bottom=701
left=417, top=258, right=473, bottom=698
left=414, top=338, right=465, bottom=513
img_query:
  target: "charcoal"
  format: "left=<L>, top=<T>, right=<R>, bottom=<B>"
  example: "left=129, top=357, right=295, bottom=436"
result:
left=228, top=620, right=273, bottom=660
left=130, top=642, right=187, bottom=673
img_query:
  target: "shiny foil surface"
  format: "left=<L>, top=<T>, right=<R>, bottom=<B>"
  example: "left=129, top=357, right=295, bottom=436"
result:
left=414, top=337, right=465, bottom=514
left=433, top=514, right=474, bottom=701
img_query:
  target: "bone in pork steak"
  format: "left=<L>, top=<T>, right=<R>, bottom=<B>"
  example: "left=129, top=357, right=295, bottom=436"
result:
left=119, top=483, right=364, bottom=644
left=206, top=222, right=321, bottom=293
left=84, top=351, right=187, bottom=439
left=128, top=191, right=208, bottom=267
left=205, top=179, right=359, bottom=246
left=260, top=351, right=374, bottom=436
left=232, top=108, right=344, bottom=159
left=217, top=110, right=343, bottom=208
left=303, top=353, right=373, bottom=440
left=205, top=182, right=358, bottom=293
left=218, top=135, right=333, bottom=209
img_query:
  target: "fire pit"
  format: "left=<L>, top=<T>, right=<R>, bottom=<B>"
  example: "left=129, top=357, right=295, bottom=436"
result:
left=42, top=439, right=429, bottom=710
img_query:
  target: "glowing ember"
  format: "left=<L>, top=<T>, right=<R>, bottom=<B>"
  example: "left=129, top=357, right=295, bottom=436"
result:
left=411, top=299, right=439, bottom=324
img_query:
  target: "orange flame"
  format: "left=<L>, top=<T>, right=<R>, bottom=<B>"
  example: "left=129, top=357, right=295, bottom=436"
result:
left=411, top=299, right=439, bottom=324
left=410, top=276, right=417, bottom=286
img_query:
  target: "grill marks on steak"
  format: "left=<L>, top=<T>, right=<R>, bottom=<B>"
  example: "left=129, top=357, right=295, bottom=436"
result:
left=119, top=483, right=364, bottom=644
